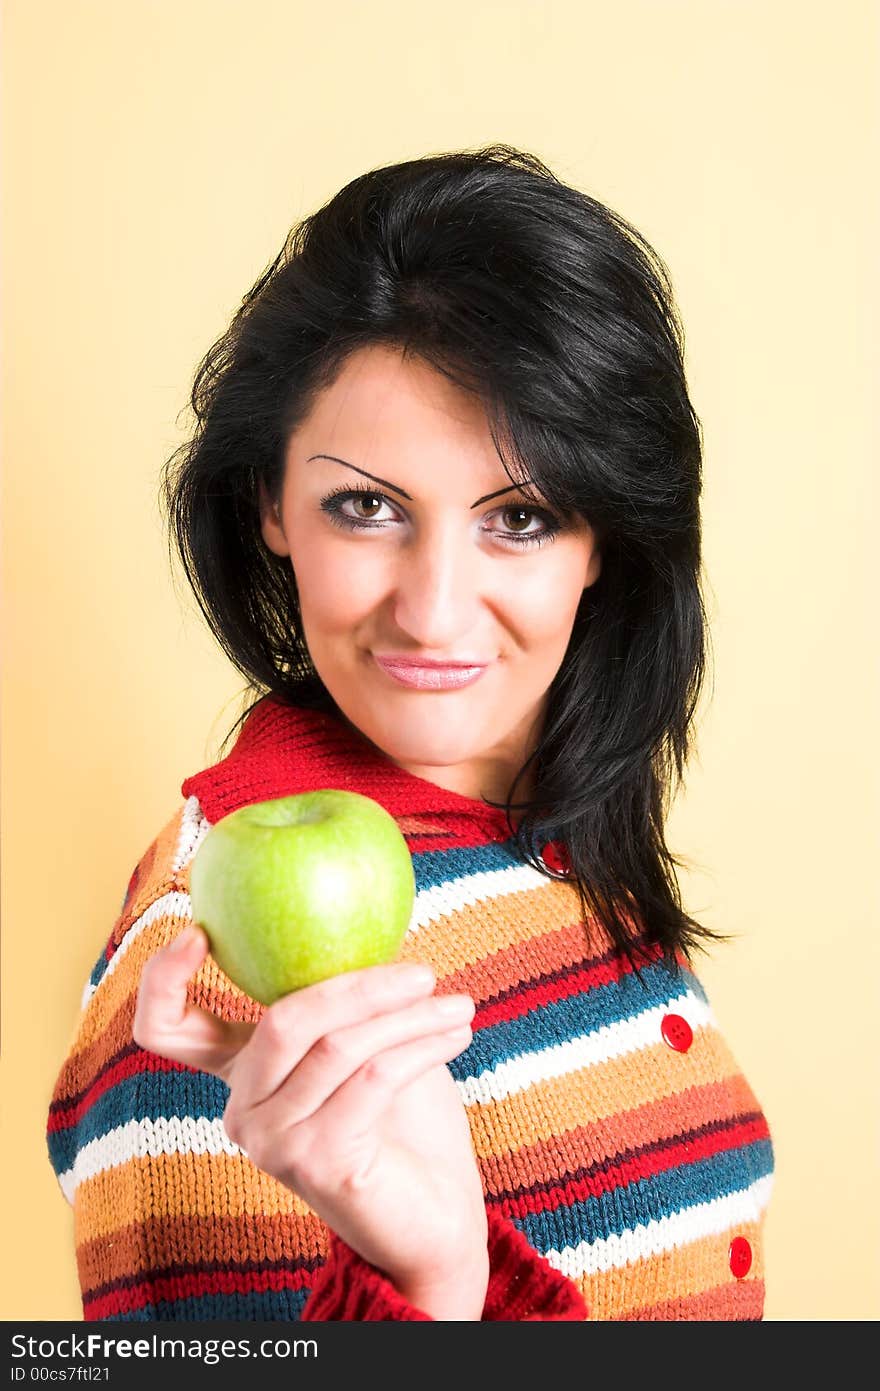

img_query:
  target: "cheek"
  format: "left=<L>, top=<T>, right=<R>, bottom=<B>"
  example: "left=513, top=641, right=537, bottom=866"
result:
left=507, top=555, right=586, bottom=650
left=288, top=528, right=388, bottom=630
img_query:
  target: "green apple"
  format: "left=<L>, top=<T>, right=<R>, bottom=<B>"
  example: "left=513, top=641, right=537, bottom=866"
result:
left=189, top=790, right=416, bottom=1005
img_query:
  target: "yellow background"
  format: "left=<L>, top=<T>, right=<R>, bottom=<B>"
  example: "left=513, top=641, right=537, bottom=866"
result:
left=2, top=0, right=877, bottom=1321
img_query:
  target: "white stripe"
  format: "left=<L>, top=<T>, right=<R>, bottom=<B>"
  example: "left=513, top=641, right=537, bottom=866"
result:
left=409, top=861, right=548, bottom=930
left=61, top=990, right=710, bottom=1200
left=57, top=1115, right=243, bottom=1203
left=78, top=800, right=209, bottom=1011
left=81, top=893, right=706, bottom=1110
left=81, top=892, right=192, bottom=1006
left=542, top=1173, right=775, bottom=1279
left=58, top=1116, right=772, bottom=1268
left=172, top=796, right=212, bottom=873
left=456, top=990, right=714, bottom=1105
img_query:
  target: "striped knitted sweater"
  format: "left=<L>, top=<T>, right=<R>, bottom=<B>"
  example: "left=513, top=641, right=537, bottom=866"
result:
left=47, top=696, right=773, bottom=1321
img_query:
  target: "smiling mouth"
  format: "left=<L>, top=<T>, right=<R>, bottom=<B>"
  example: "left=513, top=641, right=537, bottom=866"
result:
left=372, top=655, right=490, bottom=691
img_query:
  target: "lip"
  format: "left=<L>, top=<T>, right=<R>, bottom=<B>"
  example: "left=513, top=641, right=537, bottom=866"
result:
left=373, top=655, right=490, bottom=691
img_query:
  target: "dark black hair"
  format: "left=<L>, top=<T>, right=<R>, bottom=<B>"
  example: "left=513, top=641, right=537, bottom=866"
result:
left=160, top=142, right=725, bottom=971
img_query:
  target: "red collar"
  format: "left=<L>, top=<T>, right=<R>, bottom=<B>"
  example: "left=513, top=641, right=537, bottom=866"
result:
left=181, top=696, right=515, bottom=855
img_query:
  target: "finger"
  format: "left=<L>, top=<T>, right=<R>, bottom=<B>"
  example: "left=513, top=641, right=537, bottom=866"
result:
left=235, top=991, right=475, bottom=1126
left=229, top=959, right=438, bottom=1105
left=288, top=1024, right=474, bottom=1168
left=133, top=925, right=255, bottom=1080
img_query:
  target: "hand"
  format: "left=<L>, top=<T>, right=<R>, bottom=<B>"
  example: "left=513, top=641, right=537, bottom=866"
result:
left=132, top=925, right=490, bottom=1319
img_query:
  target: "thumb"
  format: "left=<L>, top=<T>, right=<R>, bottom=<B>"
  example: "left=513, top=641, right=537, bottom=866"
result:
left=133, top=924, right=255, bottom=1080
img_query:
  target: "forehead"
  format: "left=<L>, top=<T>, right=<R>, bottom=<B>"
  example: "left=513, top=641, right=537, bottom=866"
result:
left=286, top=343, right=512, bottom=486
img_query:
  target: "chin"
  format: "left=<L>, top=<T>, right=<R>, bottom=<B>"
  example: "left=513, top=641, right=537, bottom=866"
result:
left=377, top=730, right=477, bottom=770
left=357, top=707, right=484, bottom=770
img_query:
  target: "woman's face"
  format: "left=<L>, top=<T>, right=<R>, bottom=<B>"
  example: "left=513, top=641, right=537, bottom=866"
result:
left=260, top=343, right=602, bottom=802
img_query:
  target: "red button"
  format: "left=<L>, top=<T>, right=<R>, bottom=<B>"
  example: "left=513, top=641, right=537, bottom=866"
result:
left=729, top=1236, right=752, bottom=1279
left=660, top=1013, right=693, bottom=1052
left=541, top=840, right=571, bottom=875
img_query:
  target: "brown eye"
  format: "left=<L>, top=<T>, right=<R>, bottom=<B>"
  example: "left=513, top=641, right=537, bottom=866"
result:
left=319, top=486, right=401, bottom=530
left=503, top=506, right=538, bottom=533
left=483, top=503, right=561, bottom=550
left=351, top=494, right=383, bottom=519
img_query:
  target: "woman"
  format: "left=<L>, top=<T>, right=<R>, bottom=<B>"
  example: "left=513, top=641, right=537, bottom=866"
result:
left=46, top=144, right=774, bottom=1321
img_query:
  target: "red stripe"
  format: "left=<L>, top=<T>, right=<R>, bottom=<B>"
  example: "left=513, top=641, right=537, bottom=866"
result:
left=83, top=1264, right=313, bottom=1320
left=52, top=945, right=661, bottom=1133
left=499, top=1116, right=771, bottom=1219
left=47, top=1053, right=191, bottom=1134
left=81, top=1119, right=770, bottom=1318
left=473, top=949, right=646, bottom=1028
left=52, top=954, right=628, bottom=1137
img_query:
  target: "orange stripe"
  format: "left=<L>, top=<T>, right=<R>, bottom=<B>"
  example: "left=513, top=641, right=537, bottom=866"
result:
left=436, top=920, right=613, bottom=1006
left=50, top=995, right=138, bottom=1107
left=398, top=877, right=594, bottom=977
left=74, top=1156, right=765, bottom=1320
left=72, top=1151, right=315, bottom=1243
left=65, top=910, right=264, bottom=1056
left=571, top=1220, right=765, bottom=1320
left=478, top=1073, right=766, bottom=1194
left=60, top=876, right=597, bottom=1072
left=109, top=806, right=188, bottom=948
left=466, top=1031, right=745, bottom=1160
left=77, top=1209, right=328, bottom=1289
left=50, top=902, right=602, bottom=1111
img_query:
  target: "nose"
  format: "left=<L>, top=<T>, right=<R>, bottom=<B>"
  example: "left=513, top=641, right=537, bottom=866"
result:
left=390, top=520, right=484, bottom=650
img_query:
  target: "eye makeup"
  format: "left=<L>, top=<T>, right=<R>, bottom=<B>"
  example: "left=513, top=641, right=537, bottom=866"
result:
left=318, top=484, right=562, bottom=550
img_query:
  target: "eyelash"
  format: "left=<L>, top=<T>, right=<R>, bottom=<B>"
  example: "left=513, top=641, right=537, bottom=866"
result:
left=318, top=485, right=562, bottom=550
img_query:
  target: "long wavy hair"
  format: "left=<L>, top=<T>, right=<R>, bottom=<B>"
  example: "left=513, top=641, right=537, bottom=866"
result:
left=160, top=143, right=724, bottom=971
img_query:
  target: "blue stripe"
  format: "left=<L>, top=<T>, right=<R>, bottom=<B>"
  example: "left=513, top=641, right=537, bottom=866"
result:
left=50, top=955, right=706, bottom=1174
left=47, top=1071, right=230, bottom=1176
left=411, top=840, right=521, bottom=891
left=106, top=1287, right=312, bottom=1322
left=515, top=1139, right=775, bottom=1254
left=88, top=944, right=111, bottom=991
left=446, top=958, right=697, bottom=1081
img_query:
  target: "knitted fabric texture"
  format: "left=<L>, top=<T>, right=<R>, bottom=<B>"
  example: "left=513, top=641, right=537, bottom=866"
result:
left=306, top=1207, right=587, bottom=1320
left=47, top=696, right=773, bottom=1321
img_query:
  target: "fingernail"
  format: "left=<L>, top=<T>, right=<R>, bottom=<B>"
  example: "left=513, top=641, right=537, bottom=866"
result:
left=170, top=926, right=196, bottom=952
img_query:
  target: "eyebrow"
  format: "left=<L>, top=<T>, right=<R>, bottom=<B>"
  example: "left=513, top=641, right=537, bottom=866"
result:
left=306, top=454, right=537, bottom=508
